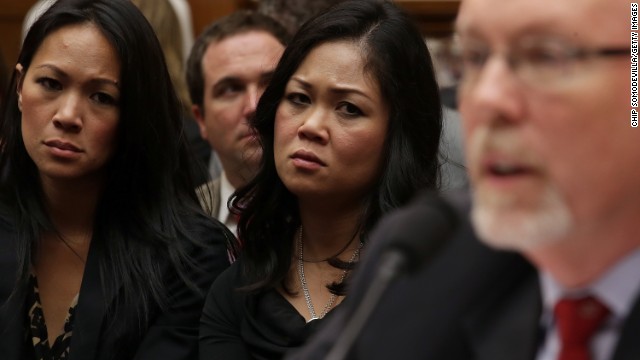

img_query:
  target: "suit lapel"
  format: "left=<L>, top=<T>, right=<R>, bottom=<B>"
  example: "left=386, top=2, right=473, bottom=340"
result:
left=68, top=239, right=107, bottom=360
left=196, top=178, right=222, bottom=219
left=212, top=177, right=222, bottom=219
left=612, top=290, right=640, bottom=360
left=465, top=268, right=542, bottom=360
left=0, top=284, right=29, bottom=358
left=0, top=224, right=30, bottom=359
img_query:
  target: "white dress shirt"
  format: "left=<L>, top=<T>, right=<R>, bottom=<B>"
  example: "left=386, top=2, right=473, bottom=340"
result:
left=536, top=248, right=640, bottom=360
left=217, top=172, right=238, bottom=237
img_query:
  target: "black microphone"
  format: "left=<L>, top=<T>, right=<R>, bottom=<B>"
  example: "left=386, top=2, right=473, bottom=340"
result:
left=325, top=193, right=459, bottom=360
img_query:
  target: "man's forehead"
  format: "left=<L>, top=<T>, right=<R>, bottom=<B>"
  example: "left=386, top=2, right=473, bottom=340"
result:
left=456, top=0, right=618, bottom=41
left=212, top=30, right=282, bottom=52
left=202, top=32, right=282, bottom=79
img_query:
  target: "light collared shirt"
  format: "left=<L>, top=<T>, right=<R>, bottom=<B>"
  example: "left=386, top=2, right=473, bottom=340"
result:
left=208, top=151, right=223, bottom=180
left=536, top=248, right=640, bottom=360
left=217, top=171, right=238, bottom=237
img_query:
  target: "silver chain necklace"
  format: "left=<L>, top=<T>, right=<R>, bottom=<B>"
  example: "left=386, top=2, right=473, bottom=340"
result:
left=297, top=226, right=362, bottom=322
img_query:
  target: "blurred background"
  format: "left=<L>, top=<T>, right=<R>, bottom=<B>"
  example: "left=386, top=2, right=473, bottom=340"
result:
left=0, top=0, right=459, bottom=74
left=0, top=0, right=465, bottom=190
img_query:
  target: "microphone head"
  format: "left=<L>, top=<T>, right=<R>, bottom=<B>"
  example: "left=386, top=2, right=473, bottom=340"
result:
left=382, top=192, right=459, bottom=274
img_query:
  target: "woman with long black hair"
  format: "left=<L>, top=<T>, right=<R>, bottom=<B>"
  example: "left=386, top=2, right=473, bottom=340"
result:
left=0, top=0, right=233, bottom=358
left=200, top=1, right=443, bottom=358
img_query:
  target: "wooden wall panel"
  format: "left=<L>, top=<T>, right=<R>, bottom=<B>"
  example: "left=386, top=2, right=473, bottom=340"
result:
left=187, top=0, right=460, bottom=38
left=0, top=0, right=460, bottom=85
left=0, top=0, right=251, bottom=66
left=395, top=0, right=460, bottom=38
left=0, top=0, right=38, bottom=67
left=188, top=0, right=255, bottom=38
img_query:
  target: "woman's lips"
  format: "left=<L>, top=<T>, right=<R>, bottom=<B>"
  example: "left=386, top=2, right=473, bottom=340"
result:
left=44, top=139, right=82, bottom=152
left=290, top=150, right=326, bottom=170
left=43, top=139, right=83, bottom=159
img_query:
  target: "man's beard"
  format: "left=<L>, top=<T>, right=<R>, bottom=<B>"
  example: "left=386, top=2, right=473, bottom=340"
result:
left=471, top=183, right=573, bottom=251
left=466, top=125, right=573, bottom=251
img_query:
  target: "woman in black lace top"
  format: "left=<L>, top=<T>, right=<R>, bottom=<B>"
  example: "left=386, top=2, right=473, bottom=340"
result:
left=0, top=0, right=233, bottom=359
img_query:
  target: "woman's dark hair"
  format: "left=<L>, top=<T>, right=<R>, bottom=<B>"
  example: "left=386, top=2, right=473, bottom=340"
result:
left=232, top=0, right=442, bottom=294
left=0, top=0, right=233, bottom=352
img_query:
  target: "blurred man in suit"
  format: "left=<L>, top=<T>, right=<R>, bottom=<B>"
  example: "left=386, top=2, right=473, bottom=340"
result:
left=289, top=0, right=639, bottom=359
left=186, top=11, right=288, bottom=234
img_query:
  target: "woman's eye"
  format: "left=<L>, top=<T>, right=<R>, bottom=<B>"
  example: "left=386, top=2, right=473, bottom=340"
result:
left=36, top=77, right=62, bottom=91
left=91, top=92, right=118, bottom=106
left=337, top=102, right=363, bottom=117
left=285, top=92, right=310, bottom=106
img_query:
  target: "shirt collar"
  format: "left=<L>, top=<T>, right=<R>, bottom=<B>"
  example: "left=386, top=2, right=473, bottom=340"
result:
left=217, top=171, right=235, bottom=223
left=540, top=247, right=640, bottom=320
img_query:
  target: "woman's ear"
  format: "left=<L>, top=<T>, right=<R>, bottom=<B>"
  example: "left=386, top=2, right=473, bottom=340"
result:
left=15, top=63, right=24, bottom=111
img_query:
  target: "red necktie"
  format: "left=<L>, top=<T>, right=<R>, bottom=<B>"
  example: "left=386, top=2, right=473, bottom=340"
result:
left=554, top=296, right=610, bottom=360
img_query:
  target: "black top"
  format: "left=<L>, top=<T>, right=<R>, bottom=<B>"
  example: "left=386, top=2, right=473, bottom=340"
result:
left=200, top=258, right=333, bottom=360
left=28, top=274, right=76, bottom=360
left=0, top=208, right=232, bottom=360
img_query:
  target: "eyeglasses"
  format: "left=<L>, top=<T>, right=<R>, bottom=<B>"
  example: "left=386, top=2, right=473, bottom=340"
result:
left=452, top=37, right=630, bottom=89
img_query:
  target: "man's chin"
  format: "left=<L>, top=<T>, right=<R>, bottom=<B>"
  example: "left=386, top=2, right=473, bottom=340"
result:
left=470, top=189, right=573, bottom=252
left=240, top=145, right=262, bottom=160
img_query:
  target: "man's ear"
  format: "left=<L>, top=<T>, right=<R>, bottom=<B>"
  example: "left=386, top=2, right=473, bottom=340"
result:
left=15, top=63, right=24, bottom=111
left=191, top=104, right=208, bottom=141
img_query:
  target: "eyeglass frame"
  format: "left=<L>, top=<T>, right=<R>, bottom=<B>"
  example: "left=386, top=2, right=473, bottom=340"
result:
left=450, top=36, right=631, bottom=89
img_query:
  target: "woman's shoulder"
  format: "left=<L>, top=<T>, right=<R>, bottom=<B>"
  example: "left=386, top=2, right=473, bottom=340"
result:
left=179, top=213, right=234, bottom=253
left=178, top=214, right=234, bottom=274
left=0, top=198, right=17, bottom=251
left=181, top=212, right=227, bottom=238
left=201, top=258, right=248, bottom=325
left=0, top=196, right=15, bottom=233
left=206, top=257, right=293, bottom=317
left=208, top=257, right=246, bottom=293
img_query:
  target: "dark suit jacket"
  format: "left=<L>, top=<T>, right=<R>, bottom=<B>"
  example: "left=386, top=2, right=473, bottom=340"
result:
left=183, top=111, right=212, bottom=187
left=288, top=190, right=640, bottom=360
left=0, top=212, right=231, bottom=360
